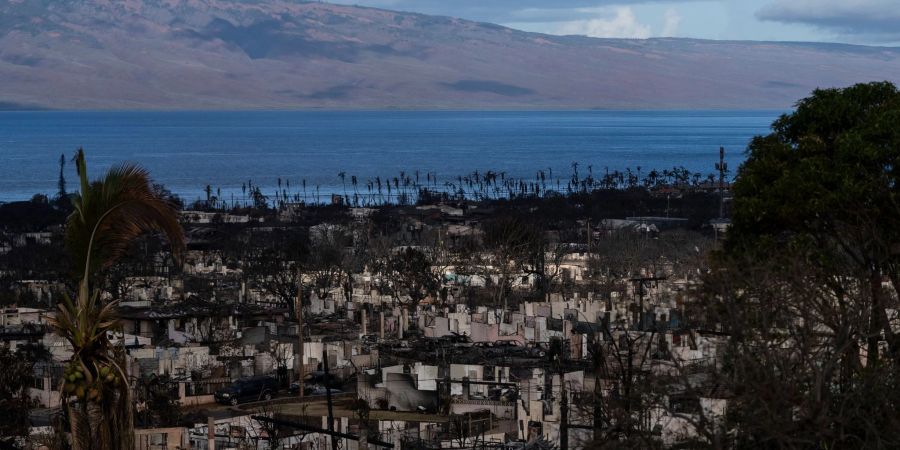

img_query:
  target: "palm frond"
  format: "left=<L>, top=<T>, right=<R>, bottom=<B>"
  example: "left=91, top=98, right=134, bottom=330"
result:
left=53, top=150, right=171, bottom=449
left=67, top=149, right=185, bottom=279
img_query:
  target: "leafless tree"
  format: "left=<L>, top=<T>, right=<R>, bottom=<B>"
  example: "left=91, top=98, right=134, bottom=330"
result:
left=699, top=251, right=900, bottom=448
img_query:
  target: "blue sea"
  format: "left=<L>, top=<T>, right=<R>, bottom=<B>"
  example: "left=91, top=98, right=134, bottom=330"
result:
left=0, top=110, right=780, bottom=204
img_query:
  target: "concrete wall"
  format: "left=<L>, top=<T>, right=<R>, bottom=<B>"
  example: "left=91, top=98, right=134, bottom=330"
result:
left=30, top=382, right=60, bottom=408
left=134, top=427, right=189, bottom=450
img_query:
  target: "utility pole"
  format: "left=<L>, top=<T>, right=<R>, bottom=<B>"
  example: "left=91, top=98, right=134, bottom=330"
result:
left=323, top=348, right=338, bottom=450
left=586, top=219, right=592, bottom=256
left=716, top=146, right=728, bottom=218
left=593, top=361, right=604, bottom=437
left=629, top=276, right=666, bottom=331
left=585, top=218, right=593, bottom=290
left=560, top=380, right=569, bottom=450
left=558, top=359, right=569, bottom=450
left=359, top=400, right=371, bottom=450
left=207, top=416, right=216, bottom=450
left=296, top=285, right=305, bottom=400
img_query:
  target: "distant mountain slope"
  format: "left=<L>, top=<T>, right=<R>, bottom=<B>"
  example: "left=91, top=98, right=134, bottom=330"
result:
left=1, top=0, right=899, bottom=109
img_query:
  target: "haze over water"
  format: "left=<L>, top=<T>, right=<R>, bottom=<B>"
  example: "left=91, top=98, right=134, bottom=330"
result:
left=0, top=110, right=779, bottom=204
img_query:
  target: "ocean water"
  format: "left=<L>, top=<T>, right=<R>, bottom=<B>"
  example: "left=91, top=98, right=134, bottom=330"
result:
left=0, top=110, right=780, bottom=204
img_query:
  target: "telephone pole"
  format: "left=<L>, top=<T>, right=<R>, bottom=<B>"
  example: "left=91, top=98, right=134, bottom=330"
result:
left=296, top=285, right=305, bottom=400
left=716, top=146, right=728, bottom=218
left=324, top=348, right=338, bottom=450
left=560, top=373, right=569, bottom=450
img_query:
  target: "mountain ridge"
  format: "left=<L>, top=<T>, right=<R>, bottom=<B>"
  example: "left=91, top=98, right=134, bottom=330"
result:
left=2, top=0, right=899, bottom=110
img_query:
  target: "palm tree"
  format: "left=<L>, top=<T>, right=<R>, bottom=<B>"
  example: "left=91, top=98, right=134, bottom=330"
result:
left=48, top=149, right=184, bottom=450
left=338, top=171, right=347, bottom=199
left=204, top=184, right=212, bottom=207
left=646, top=169, right=660, bottom=188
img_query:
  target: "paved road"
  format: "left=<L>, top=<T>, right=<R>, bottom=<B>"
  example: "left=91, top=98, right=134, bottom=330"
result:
left=34, top=391, right=358, bottom=423
left=183, top=392, right=354, bottom=420
left=30, top=408, right=61, bottom=427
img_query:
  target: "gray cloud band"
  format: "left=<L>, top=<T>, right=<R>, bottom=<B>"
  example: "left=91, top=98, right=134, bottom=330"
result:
left=326, top=0, right=694, bottom=23
left=757, top=0, right=900, bottom=40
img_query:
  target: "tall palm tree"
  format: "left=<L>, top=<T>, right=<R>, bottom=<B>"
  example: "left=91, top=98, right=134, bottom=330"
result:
left=338, top=171, right=347, bottom=199
left=48, top=149, right=184, bottom=450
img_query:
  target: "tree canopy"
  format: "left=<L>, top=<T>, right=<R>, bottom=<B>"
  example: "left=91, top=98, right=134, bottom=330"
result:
left=728, top=81, right=900, bottom=262
left=713, top=81, right=900, bottom=448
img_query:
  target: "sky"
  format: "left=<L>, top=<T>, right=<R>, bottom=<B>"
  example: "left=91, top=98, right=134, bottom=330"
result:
left=327, top=0, right=900, bottom=46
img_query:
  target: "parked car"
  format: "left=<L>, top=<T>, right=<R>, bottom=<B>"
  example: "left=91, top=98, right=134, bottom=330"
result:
left=310, top=387, right=343, bottom=396
left=214, top=376, right=278, bottom=406
left=307, top=371, right=342, bottom=388
left=288, top=384, right=342, bottom=396
left=288, top=370, right=343, bottom=395
left=488, top=386, right=518, bottom=401
left=288, top=382, right=315, bottom=396
left=440, top=332, right=473, bottom=346
left=477, top=340, right=546, bottom=358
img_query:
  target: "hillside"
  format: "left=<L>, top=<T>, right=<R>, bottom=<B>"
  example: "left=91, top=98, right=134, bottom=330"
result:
left=1, top=0, right=899, bottom=109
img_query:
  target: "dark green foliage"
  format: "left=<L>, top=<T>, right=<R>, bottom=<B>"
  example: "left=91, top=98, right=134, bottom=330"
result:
left=717, top=82, right=900, bottom=448
left=0, top=236, right=69, bottom=297
left=0, top=344, right=46, bottom=446
left=57, top=153, right=67, bottom=204
left=65, top=149, right=185, bottom=280
left=0, top=200, right=68, bottom=232
left=728, top=81, right=900, bottom=259
left=482, top=216, right=539, bottom=258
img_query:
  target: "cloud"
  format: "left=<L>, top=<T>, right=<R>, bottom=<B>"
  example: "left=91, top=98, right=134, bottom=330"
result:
left=441, top=80, right=535, bottom=96
left=326, top=0, right=696, bottom=24
left=555, top=7, right=652, bottom=39
left=662, top=7, right=682, bottom=36
left=757, top=0, right=900, bottom=42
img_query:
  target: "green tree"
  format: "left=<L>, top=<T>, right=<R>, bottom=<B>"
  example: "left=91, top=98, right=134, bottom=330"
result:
left=715, top=82, right=900, bottom=447
left=0, top=345, right=42, bottom=447
left=728, top=81, right=900, bottom=362
left=48, top=149, right=184, bottom=450
left=250, top=186, right=269, bottom=210
left=56, top=152, right=68, bottom=207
